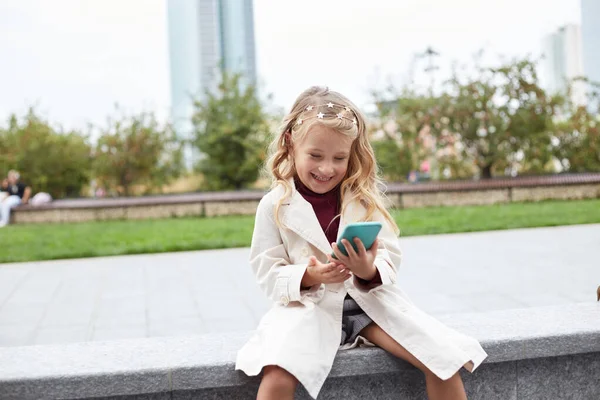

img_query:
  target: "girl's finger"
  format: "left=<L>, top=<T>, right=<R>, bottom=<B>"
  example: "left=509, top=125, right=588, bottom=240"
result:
left=331, top=243, right=348, bottom=262
left=333, top=267, right=348, bottom=277
left=329, top=257, right=344, bottom=267
left=324, top=262, right=340, bottom=273
left=327, top=254, right=342, bottom=264
left=327, top=267, right=349, bottom=282
left=369, top=238, right=380, bottom=255
left=338, top=272, right=352, bottom=282
left=330, top=257, right=344, bottom=266
left=340, top=240, right=355, bottom=259
left=342, top=239, right=358, bottom=259
left=321, top=264, right=342, bottom=277
left=354, top=237, right=367, bottom=256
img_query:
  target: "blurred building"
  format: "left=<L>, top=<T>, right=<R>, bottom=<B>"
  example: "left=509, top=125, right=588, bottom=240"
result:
left=581, top=0, right=600, bottom=107
left=167, top=0, right=257, bottom=169
left=540, top=24, right=586, bottom=106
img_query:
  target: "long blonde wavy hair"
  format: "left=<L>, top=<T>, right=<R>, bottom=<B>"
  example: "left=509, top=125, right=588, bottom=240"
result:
left=264, top=86, right=399, bottom=235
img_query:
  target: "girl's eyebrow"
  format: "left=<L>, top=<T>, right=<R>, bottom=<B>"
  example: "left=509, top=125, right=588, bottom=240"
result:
left=307, top=148, right=349, bottom=156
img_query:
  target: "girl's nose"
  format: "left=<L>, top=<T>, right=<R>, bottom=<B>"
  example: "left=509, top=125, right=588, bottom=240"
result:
left=319, top=164, right=334, bottom=175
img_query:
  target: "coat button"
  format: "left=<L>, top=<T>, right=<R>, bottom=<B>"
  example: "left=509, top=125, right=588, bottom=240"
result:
left=302, top=247, right=309, bottom=257
left=280, top=295, right=290, bottom=306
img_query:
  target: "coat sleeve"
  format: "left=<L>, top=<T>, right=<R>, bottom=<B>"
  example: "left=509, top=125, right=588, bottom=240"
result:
left=353, top=211, right=402, bottom=293
left=250, top=196, right=324, bottom=305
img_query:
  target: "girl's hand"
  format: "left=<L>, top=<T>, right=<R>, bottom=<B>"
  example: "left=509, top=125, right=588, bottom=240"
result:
left=331, top=238, right=379, bottom=281
left=302, top=256, right=352, bottom=287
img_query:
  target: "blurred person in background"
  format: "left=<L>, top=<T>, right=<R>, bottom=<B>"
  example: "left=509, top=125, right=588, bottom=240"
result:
left=0, top=179, right=8, bottom=201
left=0, top=170, right=31, bottom=227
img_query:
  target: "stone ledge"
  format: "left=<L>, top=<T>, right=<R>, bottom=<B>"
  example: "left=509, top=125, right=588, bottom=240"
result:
left=0, top=303, right=598, bottom=400
left=14, top=173, right=600, bottom=211
left=10, top=173, right=600, bottom=224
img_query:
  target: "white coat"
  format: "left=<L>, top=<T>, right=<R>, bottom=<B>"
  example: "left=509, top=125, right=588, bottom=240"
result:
left=236, top=182, right=488, bottom=399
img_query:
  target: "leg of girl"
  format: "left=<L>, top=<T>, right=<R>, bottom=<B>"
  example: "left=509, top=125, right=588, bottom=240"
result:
left=360, top=323, right=468, bottom=400
left=256, top=365, right=299, bottom=400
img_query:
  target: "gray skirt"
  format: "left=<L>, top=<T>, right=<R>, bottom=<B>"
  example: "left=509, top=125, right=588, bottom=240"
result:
left=340, top=295, right=373, bottom=345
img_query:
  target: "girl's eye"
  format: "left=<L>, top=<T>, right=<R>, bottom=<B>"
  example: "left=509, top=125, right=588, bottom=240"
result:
left=310, top=154, right=321, bottom=159
left=335, top=157, right=346, bottom=161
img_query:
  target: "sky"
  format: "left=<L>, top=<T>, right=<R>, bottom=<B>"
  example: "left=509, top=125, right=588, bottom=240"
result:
left=0, top=0, right=582, bottom=131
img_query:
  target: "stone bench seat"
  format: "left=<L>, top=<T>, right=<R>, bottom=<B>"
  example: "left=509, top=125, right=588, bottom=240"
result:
left=0, top=303, right=598, bottom=400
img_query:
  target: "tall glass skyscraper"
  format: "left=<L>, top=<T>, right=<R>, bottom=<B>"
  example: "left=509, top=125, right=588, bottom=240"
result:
left=581, top=0, right=600, bottom=108
left=540, top=24, right=586, bottom=106
left=167, top=0, right=257, bottom=169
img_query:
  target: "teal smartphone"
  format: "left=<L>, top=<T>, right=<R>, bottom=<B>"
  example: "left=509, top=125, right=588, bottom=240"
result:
left=332, top=222, right=382, bottom=258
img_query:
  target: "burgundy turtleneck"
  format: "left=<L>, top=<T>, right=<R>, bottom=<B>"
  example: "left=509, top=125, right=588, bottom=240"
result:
left=294, top=176, right=382, bottom=287
left=294, top=177, right=340, bottom=244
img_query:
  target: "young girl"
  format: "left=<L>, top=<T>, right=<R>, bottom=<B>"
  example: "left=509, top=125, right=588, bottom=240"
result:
left=236, top=87, right=487, bottom=400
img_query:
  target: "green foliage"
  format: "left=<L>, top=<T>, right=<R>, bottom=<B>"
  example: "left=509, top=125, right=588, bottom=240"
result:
left=446, top=59, right=560, bottom=178
left=0, top=109, right=92, bottom=198
left=371, top=54, right=579, bottom=180
left=555, top=112, right=600, bottom=172
left=192, top=70, right=270, bottom=190
left=93, top=109, right=183, bottom=196
left=372, top=91, right=436, bottom=180
left=553, top=80, right=600, bottom=172
left=371, top=87, right=473, bottom=181
left=371, top=138, right=413, bottom=182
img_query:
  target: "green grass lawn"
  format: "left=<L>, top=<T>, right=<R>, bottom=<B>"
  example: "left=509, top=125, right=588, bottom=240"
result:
left=1, top=198, right=599, bottom=263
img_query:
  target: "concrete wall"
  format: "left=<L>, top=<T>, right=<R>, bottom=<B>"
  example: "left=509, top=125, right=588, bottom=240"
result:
left=511, top=183, right=600, bottom=202
left=12, top=201, right=260, bottom=225
left=399, top=188, right=510, bottom=208
left=11, top=182, right=600, bottom=225
left=0, top=303, right=598, bottom=400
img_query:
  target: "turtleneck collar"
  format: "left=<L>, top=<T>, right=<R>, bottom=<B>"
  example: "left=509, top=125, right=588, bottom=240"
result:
left=293, top=176, right=341, bottom=244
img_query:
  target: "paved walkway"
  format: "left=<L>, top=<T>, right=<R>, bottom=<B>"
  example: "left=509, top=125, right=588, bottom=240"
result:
left=1, top=224, right=599, bottom=347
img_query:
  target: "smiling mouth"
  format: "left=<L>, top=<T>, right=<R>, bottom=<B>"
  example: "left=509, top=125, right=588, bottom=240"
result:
left=311, top=173, right=332, bottom=182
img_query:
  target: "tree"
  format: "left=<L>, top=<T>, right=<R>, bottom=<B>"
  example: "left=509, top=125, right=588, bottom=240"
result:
left=370, top=68, right=479, bottom=182
left=371, top=88, right=445, bottom=181
left=0, top=109, right=92, bottom=198
left=93, top=109, right=183, bottom=196
left=191, top=70, right=270, bottom=190
left=445, top=59, right=561, bottom=178
left=553, top=79, right=600, bottom=172
left=372, top=52, right=600, bottom=180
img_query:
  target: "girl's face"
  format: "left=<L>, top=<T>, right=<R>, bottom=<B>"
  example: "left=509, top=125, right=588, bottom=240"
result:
left=293, top=125, right=353, bottom=194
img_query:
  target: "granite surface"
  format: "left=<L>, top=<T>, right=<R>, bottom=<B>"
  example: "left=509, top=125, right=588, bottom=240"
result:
left=516, top=352, right=600, bottom=400
left=1, top=303, right=599, bottom=399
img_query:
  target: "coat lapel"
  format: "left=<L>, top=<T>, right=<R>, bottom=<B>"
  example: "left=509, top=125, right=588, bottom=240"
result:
left=278, top=181, right=369, bottom=255
left=280, top=182, right=334, bottom=256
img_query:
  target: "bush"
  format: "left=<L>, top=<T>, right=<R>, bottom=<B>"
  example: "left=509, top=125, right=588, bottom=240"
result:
left=192, top=70, right=270, bottom=190
left=93, top=109, right=184, bottom=196
left=0, top=109, right=92, bottom=198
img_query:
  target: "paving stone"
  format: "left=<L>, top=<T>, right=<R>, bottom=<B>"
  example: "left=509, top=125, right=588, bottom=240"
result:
left=0, top=224, right=598, bottom=346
